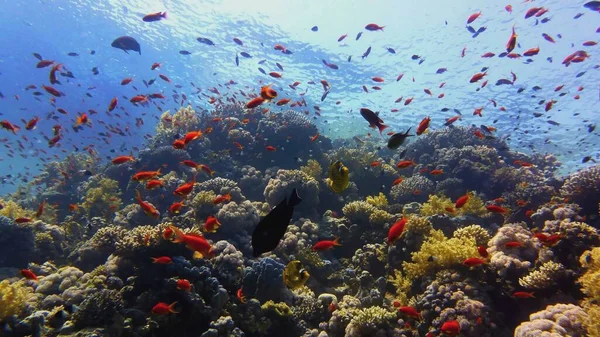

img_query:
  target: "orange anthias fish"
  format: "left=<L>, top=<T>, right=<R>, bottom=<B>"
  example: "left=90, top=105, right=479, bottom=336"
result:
left=167, top=225, right=214, bottom=259
left=513, top=291, right=535, bottom=299
left=312, top=238, right=341, bottom=251
left=180, top=160, right=199, bottom=168
left=396, top=160, right=416, bottom=169
left=169, top=201, right=184, bottom=214
left=387, top=218, right=407, bottom=244
left=152, top=256, right=172, bottom=264
left=265, top=145, right=276, bottom=152
left=173, top=174, right=196, bottom=197
left=183, top=130, right=203, bottom=144
left=136, top=190, right=160, bottom=217
left=486, top=205, right=508, bottom=214
left=20, top=269, right=38, bottom=280
left=74, top=113, right=89, bottom=127
left=440, top=320, right=461, bottom=336
left=173, top=139, right=186, bottom=149
left=463, top=257, right=486, bottom=267
left=506, top=25, right=517, bottom=53
left=152, top=301, right=179, bottom=315
left=429, top=169, right=444, bottom=175
left=392, top=177, right=404, bottom=185
left=132, top=169, right=161, bottom=181
left=237, top=288, right=247, bottom=303
left=35, top=200, right=46, bottom=218
left=203, top=215, right=221, bottom=233
left=416, top=117, right=430, bottom=135
left=504, top=241, right=523, bottom=248
left=145, top=179, right=164, bottom=190
left=176, top=279, right=191, bottom=291
left=213, top=193, right=232, bottom=205
left=478, top=245, right=489, bottom=258
left=112, top=155, right=135, bottom=165
left=1, top=120, right=20, bottom=134
left=25, top=117, right=39, bottom=130
left=198, top=164, right=214, bottom=177
left=246, top=97, right=266, bottom=109
left=396, top=305, right=422, bottom=320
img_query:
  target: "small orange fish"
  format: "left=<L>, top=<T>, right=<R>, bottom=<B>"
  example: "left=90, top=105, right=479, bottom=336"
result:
left=397, top=306, right=421, bottom=320
left=176, top=279, right=191, bottom=291
left=312, top=238, right=341, bottom=251
left=486, top=205, right=508, bottom=214
left=169, top=201, right=185, bottom=214
left=145, top=179, right=164, bottom=190
left=183, top=130, right=203, bottom=144
left=429, top=169, right=444, bottom=175
left=392, top=177, right=404, bottom=185
left=506, top=25, right=517, bottom=53
left=463, top=257, right=486, bottom=267
left=180, top=160, right=199, bottom=168
left=14, top=217, right=32, bottom=223
left=387, top=218, right=407, bottom=244
left=152, top=301, right=179, bottom=315
left=172, top=139, right=186, bottom=149
left=213, top=193, right=232, bottom=205
left=20, top=269, right=38, bottom=280
left=246, top=97, right=266, bottom=109
left=198, top=164, right=214, bottom=177
left=513, top=291, right=535, bottom=299
left=396, top=160, right=415, bottom=169
left=477, top=245, right=488, bottom=258
left=173, top=175, right=196, bottom=197
left=370, top=161, right=380, bottom=167
left=112, top=155, right=135, bottom=165
left=132, top=169, right=161, bottom=181
left=203, top=215, right=221, bottom=233
left=265, top=145, right=276, bottom=152
left=310, top=133, right=319, bottom=142
left=152, top=256, right=172, bottom=264
left=440, top=320, right=461, bottom=336
left=136, top=190, right=160, bottom=217
left=233, top=142, right=244, bottom=150
left=416, top=116, right=430, bottom=135
left=276, top=98, right=291, bottom=106
left=504, top=241, right=523, bottom=248
left=237, top=288, right=247, bottom=304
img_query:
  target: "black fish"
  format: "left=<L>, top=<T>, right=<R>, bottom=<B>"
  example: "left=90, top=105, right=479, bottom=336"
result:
left=347, top=55, right=352, bottom=62
left=197, top=37, right=215, bottom=46
left=541, top=17, right=551, bottom=23
left=276, top=62, right=284, bottom=71
left=441, top=108, right=449, bottom=112
left=362, top=46, right=371, bottom=59
left=251, top=188, right=302, bottom=257
left=498, top=52, right=508, bottom=58
left=321, top=90, right=330, bottom=102
left=111, top=36, right=141, bottom=54
left=476, top=26, right=486, bottom=34
left=258, top=59, right=266, bottom=64
left=481, top=67, right=488, bottom=72
left=576, top=71, right=586, bottom=78
left=356, top=32, right=362, bottom=40
left=386, top=47, right=396, bottom=54
left=32, top=53, right=42, bottom=60
left=532, top=86, right=542, bottom=91
left=454, top=109, right=462, bottom=115
left=517, top=88, right=525, bottom=93
left=418, top=59, right=425, bottom=65
left=411, top=55, right=420, bottom=60
left=179, top=50, right=191, bottom=55
left=240, top=52, right=252, bottom=58
left=258, top=67, right=266, bottom=75
left=466, top=26, right=476, bottom=34
left=547, top=120, right=560, bottom=126
left=360, top=108, right=387, bottom=133
left=67, top=52, right=79, bottom=56
left=311, top=26, right=318, bottom=31
left=574, top=13, right=584, bottom=19
left=495, top=79, right=513, bottom=86
left=90, top=50, right=96, bottom=55
left=533, top=112, right=544, bottom=117
left=387, top=128, right=413, bottom=149
left=436, top=68, right=447, bottom=74
left=582, top=156, right=595, bottom=163
left=235, top=54, right=239, bottom=66
left=588, top=124, right=596, bottom=133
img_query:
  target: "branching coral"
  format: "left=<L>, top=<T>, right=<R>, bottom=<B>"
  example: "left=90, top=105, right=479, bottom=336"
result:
left=518, top=261, right=565, bottom=289
left=300, top=159, right=323, bottom=181
left=81, top=178, right=121, bottom=220
left=389, top=175, right=434, bottom=203
left=402, top=229, right=478, bottom=281
left=366, top=193, right=388, bottom=208
left=0, top=199, right=35, bottom=220
left=0, top=280, right=32, bottom=321
left=154, top=106, right=201, bottom=145
left=342, top=201, right=377, bottom=224
left=453, top=225, right=491, bottom=247
left=344, top=306, right=397, bottom=337
left=560, top=165, right=600, bottom=215
left=420, top=194, right=456, bottom=216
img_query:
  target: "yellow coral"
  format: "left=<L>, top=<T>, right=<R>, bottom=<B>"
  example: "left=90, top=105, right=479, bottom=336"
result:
left=261, top=300, right=292, bottom=317
left=579, top=248, right=600, bottom=337
left=0, top=280, right=31, bottom=321
left=300, top=159, right=322, bottom=181
left=403, top=229, right=478, bottom=280
left=366, top=193, right=388, bottom=208
left=457, top=193, right=487, bottom=216
left=155, top=106, right=201, bottom=141
left=0, top=199, right=35, bottom=220
left=405, top=215, right=433, bottom=236
left=342, top=201, right=377, bottom=224
left=81, top=178, right=121, bottom=220
left=369, top=209, right=394, bottom=226
left=387, top=270, right=412, bottom=306
left=453, top=225, right=491, bottom=246
left=420, top=194, right=455, bottom=216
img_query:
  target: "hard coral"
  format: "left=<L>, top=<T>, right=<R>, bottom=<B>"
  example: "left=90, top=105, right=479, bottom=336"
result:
left=81, top=178, right=121, bottom=220
left=403, top=229, right=478, bottom=281
left=514, top=303, right=588, bottom=337
left=389, top=175, right=434, bottom=203
left=264, top=169, right=319, bottom=213
left=453, top=224, right=491, bottom=247
left=560, top=165, right=600, bottom=216
left=518, top=261, right=566, bottom=289
left=0, top=280, right=32, bottom=321
left=0, top=216, right=35, bottom=268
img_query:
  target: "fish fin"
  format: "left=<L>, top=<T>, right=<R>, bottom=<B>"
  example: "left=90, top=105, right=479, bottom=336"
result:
left=169, top=225, right=185, bottom=243
left=123, top=49, right=129, bottom=54
left=192, top=251, right=204, bottom=259
left=333, top=237, right=341, bottom=246
left=162, top=11, right=167, bottom=19
left=168, top=301, right=179, bottom=314
left=377, top=124, right=389, bottom=134
left=288, top=188, right=302, bottom=207
left=186, top=232, right=204, bottom=238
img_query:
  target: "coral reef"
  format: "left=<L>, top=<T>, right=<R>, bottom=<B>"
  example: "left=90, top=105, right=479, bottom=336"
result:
left=514, top=304, right=588, bottom=337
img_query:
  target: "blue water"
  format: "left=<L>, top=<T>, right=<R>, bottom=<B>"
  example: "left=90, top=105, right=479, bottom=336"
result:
left=0, top=0, right=598, bottom=195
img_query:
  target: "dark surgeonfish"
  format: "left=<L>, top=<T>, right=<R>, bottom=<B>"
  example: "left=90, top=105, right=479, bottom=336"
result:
left=583, top=1, right=600, bottom=11
left=387, top=127, right=413, bottom=149
left=111, top=36, right=141, bottom=54
left=251, top=188, right=302, bottom=257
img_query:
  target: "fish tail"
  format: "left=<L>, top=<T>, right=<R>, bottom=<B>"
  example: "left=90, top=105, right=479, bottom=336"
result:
left=333, top=237, right=341, bottom=246
left=136, top=190, right=142, bottom=202
left=162, top=11, right=167, bottom=19
left=288, top=188, right=302, bottom=207
left=168, top=301, right=179, bottom=314
left=377, top=123, right=389, bottom=134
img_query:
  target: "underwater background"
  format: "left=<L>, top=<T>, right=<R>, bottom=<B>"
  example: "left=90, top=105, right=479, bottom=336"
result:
left=0, top=0, right=599, bottom=336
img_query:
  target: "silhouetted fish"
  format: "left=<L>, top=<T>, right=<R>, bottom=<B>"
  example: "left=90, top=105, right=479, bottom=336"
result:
left=251, top=189, right=302, bottom=257
left=111, top=36, right=141, bottom=54
left=197, top=37, right=215, bottom=46
left=387, top=128, right=413, bottom=149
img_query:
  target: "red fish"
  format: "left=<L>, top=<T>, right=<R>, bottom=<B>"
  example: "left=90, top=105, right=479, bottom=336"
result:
left=455, top=194, right=469, bottom=208
left=20, top=269, right=38, bottom=280
left=1, top=120, right=20, bottom=134
left=463, top=257, right=486, bottom=267
left=15, top=217, right=32, bottom=223
left=112, top=155, right=135, bottom=164
left=467, top=11, right=481, bottom=24
left=269, top=72, right=282, bottom=78
left=440, top=320, right=461, bottom=336
left=203, top=215, right=221, bottom=233
left=25, top=117, right=39, bottom=130
left=477, top=245, right=488, bottom=258
left=35, top=200, right=46, bottom=218
left=176, top=279, right=191, bottom=291
left=108, top=97, right=118, bottom=112
left=416, top=117, right=430, bottom=135
left=130, top=95, right=148, bottom=104
left=387, top=218, right=407, bottom=244
left=429, top=169, right=444, bottom=175
left=486, top=205, right=508, bottom=214
left=265, top=145, right=276, bottom=152
left=392, top=177, right=404, bottom=185
left=470, top=72, right=487, bottom=83
left=524, top=7, right=542, bottom=19
left=504, top=241, right=523, bottom=248
left=152, top=256, right=172, bottom=264
left=276, top=98, right=291, bottom=106
left=237, top=288, right=247, bottom=303
left=174, top=175, right=197, bottom=197
left=172, top=139, right=186, bottom=149
left=372, top=77, right=384, bottom=83
left=152, top=302, right=178, bottom=315
left=213, top=193, right=232, bottom=205
left=159, top=74, right=171, bottom=83
left=198, top=164, right=214, bottom=177
left=121, top=77, right=133, bottom=85
left=136, top=190, right=160, bottom=217
left=74, top=113, right=89, bottom=127
left=246, top=97, right=265, bottom=109
left=151, top=62, right=161, bottom=70
left=397, top=306, right=421, bottom=320
left=42, top=85, right=62, bottom=97
left=337, top=34, right=347, bottom=42
left=132, top=169, right=161, bottom=181
left=143, top=11, right=167, bottom=22
left=513, top=291, right=535, bottom=299
left=523, top=47, right=539, bottom=56
left=506, top=25, right=517, bottom=53
left=167, top=225, right=214, bottom=259
left=169, top=201, right=184, bottom=214
left=481, top=52, right=495, bottom=58
left=183, top=130, right=203, bottom=144
left=365, top=23, right=385, bottom=31
left=312, top=238, right=341, bottom=251
left=542, top=33, right=555, bottom=43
